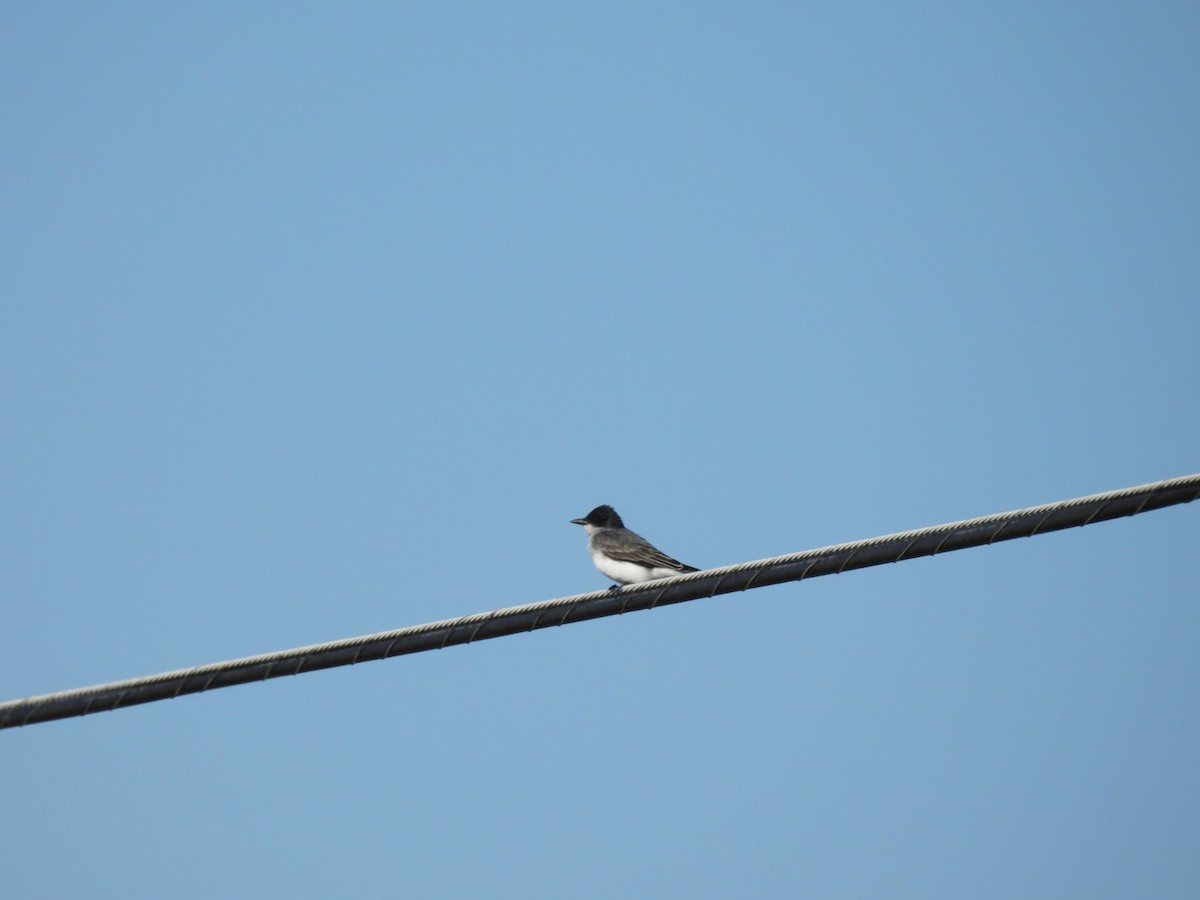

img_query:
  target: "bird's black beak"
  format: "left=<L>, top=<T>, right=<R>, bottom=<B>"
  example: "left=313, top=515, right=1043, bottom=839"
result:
left=570, top=518, right=587, bottom=525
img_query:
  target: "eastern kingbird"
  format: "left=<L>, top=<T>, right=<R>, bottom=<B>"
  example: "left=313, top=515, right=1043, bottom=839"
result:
left=570, top=505, right=699, bottom=586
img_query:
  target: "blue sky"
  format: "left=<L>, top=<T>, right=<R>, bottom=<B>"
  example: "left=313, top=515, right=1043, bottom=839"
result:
left=2, top=3, right=1197, bottom=897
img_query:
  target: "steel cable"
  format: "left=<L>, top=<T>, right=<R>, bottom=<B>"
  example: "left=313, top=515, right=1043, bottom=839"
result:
left=2, top=473, right=1197, bottom=730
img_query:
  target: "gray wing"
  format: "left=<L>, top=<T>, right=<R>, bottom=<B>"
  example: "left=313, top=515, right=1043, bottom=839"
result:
left=593, top=528, right=699, bottom=572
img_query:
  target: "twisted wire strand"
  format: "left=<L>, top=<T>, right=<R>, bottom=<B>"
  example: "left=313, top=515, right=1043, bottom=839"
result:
left=3, top=473, right=1197, bottom=730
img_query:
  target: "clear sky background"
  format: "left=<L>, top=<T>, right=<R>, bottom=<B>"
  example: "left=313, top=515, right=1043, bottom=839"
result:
left=3, top=3, right=1198, bottom=897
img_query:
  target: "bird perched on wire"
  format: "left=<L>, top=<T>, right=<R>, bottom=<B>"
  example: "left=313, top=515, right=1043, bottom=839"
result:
left=570, top=505, right=699, bottom=586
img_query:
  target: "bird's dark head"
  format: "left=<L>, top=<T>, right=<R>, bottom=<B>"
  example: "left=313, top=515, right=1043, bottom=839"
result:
left=570, top=505, right=624, bottom=528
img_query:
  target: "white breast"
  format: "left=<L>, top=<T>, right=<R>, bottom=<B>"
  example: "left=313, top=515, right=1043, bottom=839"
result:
left=590, top=549, right=676, bottom=585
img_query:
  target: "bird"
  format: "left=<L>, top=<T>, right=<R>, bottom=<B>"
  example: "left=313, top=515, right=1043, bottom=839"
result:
left=570, top=505, right=699, bottom=586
